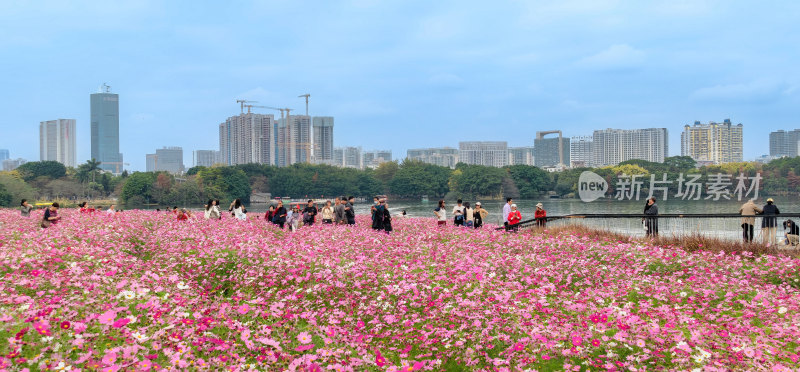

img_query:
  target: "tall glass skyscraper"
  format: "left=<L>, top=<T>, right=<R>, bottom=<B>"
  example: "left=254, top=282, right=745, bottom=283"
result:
left=90, top=84, right=123, bottom=173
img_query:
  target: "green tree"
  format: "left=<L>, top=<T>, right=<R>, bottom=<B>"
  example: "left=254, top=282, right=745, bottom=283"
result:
left=0, top=183, right=12, bottom=207
left=16, top=161, right=67, bottom=181
left=373, top=161, right=399, bottom=190
left=450, top=164, right=505, bottom=197
left=664, top=156, right=697, bottom=172
left=120, top=172, right=157, bottom=204
left=0, top=172, right=37, bottom=203
left=197, top=167, right=251, bottom=202
left=389, top=160, right=450, bottom=198
left=505, top=165, right=553, bottom=198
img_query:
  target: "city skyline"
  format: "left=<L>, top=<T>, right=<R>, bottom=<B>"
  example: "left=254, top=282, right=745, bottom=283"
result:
left=2, top=2, right=800, bottom=171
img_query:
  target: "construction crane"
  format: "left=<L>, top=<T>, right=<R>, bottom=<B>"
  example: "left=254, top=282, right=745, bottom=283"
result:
left=298, top=94, right=310, bottom=116
left=235, top=99, right=258, bottom=114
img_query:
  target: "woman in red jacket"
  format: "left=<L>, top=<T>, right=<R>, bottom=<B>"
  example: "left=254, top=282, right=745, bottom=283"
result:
left=534, top=202, right=546, bottom=227
left=507, top=204, right=522, bottom=231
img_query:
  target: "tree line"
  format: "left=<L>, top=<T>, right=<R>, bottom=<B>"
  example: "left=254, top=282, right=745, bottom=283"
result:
left=3, top=156, right=800, bottom=208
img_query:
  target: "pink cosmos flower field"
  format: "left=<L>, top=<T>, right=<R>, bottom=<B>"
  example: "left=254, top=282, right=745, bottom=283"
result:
left=1, top=209, right=800, bottom=371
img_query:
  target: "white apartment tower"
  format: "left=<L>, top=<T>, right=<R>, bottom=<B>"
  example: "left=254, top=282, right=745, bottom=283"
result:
left=39, top=119, right=77, bottom=168
left=592, top=128, right=669, bottom=167
left=569, top=136, right=593, bottom=168
left=681, top=119, right=743, bottom=165
left=313, top=117, right=334, bottom=164
left=458, top=141, right=508, bottom=167
left=219, top=113, right=274, bottom=166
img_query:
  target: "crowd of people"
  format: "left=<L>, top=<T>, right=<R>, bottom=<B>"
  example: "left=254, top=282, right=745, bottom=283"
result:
left=14, top=196, right=799, bottom=245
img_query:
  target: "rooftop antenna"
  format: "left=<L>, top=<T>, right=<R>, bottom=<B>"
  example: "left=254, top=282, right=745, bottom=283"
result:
left=102, top=83, right=111, bottom=93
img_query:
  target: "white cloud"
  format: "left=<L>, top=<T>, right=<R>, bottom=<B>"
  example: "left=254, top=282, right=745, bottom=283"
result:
left=574, top=44, right=645, bottom=71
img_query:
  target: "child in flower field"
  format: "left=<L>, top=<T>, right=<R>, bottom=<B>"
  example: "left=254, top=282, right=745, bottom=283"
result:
left=434, top=199, right=447, bottom=226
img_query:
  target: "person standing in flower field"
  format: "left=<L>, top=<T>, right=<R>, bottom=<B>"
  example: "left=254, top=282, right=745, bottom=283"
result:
left=345, top=196, right=356, bottom=225
left=473, top=202, right=488, bottom=228
left=379, top=197, right=392, bottom=233
left=265, top=205, right=276, bottom=224
left=644, top=197, right=659, bottom=237
left=274, top=201, right=288, bottom=228
left=41, top=202, right=60, bottom=228
left=452, top=199, right=465, bottom=226
left=739, top=198, right=761, bottom=243
left=507, top=203, right=522, bottom=231
left=321, top=200, right=334, bottom=224
left=372, top=198, right=386, bottom=231
left=463, top=202, right=474, bottom=227
left=434, top=200, right=447, bottom=226
left=287, top=205, right=302, bottom=231
left=302, top=200, right=318, bottom=226
left=502, top=197, right=513, bottom=229
left=20, top=199, right=34, bottom=217
left=534, top=202, right=547, bottom=227
left=761, top=198, right=780, bottom=246
left=334, top=197, right=345, bottom=224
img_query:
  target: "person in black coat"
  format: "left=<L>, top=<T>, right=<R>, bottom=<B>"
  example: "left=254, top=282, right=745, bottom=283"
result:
left=302, top=200, right=318, bottom=227
left=273, top=201, right=288, bottom=229
left=644, top=197, right=659, bottom=237
left=761, top=198, right=780, bottom=246
left=381, top=199, right=392, bottom=234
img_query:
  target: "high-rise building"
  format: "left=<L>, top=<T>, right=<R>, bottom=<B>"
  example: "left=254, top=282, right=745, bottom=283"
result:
left=276, top=115, right=311, bottom=166
left=0, top=149, right=9, bottom=162
left=145, top=154, right=158, bottom=172
left=592, top=128, right=669, bottom=167
left=680, top=119, right=743, bottom=165
left=769, top=129, right=800, bottom=158
left=3, top=158, right=26, bottom=171
left=331, top=146, right=362, bottom=169
left=312, top=117, right=334, bottom=164
left=193, top=150, right=220, bottom=167
left=219, top=113, right=274, bottom=166
left=459, top=141, right=508, bottom=167
left=90, top=84, right=123, bottom=174
left=39, top=119, right=77, bottom=168
left=534, top=132, right=570, bottom=168
left=146, top=147, right=184, bottom=174
left=508, top=147, right=534, bottom=166
left=363, top=150, right=392, bottom=169
left=569, top=136, right=593, bottom=168
left=406, top=147, right=460, bottom=168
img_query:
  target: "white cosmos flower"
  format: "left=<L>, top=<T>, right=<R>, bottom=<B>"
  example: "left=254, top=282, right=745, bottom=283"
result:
left=177, top=281, right=190, bottom=290
left=778, top=306, right=788, bottom=314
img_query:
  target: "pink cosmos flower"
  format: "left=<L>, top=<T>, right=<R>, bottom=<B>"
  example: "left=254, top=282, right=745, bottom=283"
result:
left=297, top=332, right=312, bottom=344
left=237, top=304, right=250, bottom=314
left=376, top=350, right=387, bottom=367
left=112, top=318, right=130, bottom=328
left=60, top=321, right=71, bottom=330
left=591, top=339, right=601, bottom=347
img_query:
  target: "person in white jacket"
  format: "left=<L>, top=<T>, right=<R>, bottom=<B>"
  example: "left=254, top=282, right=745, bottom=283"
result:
left=229, top=199, right=247, bottom=221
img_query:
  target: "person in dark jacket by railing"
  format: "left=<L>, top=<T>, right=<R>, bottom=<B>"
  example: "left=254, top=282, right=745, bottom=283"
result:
left=761, top=198, right=780, bottom=246
left=644, top=197, right=659, bottom=237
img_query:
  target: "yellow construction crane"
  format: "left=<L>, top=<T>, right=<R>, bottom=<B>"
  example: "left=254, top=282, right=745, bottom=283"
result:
left=235, top=99, right=258, bottom=114
left=298, top=94, right=310, bottom=116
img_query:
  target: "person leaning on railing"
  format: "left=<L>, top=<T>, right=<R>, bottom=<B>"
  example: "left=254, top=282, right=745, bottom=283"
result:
left=760, top=198, right=780, bottom=247
left=535, top=203, right=547, bottom=227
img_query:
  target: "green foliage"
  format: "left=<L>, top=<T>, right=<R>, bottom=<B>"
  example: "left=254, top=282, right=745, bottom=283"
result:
left=389, top=160, right=451, bottom=198
left=0, top=183, right=11, bottom=207
left=16, top=161, right=67, bottom=181
left=197, top=167, right=251, bottom=203
left=505, top=165, right=552, bottom=198
left=450, top=163, right=505, bottom=197
left=0, top=172, right=36, bottom=203
left=120, top=172, right=157, bottom=204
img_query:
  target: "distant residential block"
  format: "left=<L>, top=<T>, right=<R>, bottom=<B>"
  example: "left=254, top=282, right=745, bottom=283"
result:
left=459, top=141, right=508, bottom=167
left=769, top=129, right=800, bottom=158
left=145, top=147, right=185, bottom=174
left=593, top=128, right=669, bottom=167
left=681, top=119, right=743, bottom=165
left=406, top=147, right=460, bottom=168
left=40, top=119, right=77, bottom=168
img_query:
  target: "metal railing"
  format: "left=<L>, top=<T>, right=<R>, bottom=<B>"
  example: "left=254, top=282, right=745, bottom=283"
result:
left=498, top=213, right=800, bottom=242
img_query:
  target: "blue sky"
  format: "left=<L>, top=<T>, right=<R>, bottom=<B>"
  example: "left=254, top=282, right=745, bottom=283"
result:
left=1, top=0, right=799, bottom=171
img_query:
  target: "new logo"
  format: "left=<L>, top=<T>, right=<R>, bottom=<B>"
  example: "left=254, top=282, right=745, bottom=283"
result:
left=578, top=171, right=608, bottom=202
